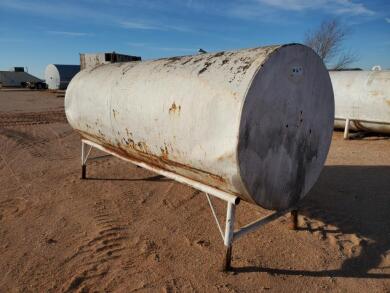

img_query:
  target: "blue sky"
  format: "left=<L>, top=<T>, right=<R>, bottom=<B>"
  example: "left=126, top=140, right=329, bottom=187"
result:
left=0, top=0, right=389, bottom=78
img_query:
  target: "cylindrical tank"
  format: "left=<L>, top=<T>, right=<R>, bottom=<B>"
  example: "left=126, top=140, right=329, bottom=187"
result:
left=65, top=44, right=334, bottom=210
left=330, top=70, right=390, bottom=134
left=45, top=64, right=80, bottom=90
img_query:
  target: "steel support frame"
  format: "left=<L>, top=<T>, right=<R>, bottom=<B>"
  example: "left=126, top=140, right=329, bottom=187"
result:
left=344, top=118, right=350, bottom=140
left=338, top=117, right=390, bottom=140
left=81, top=141, right=93, bottom=179
left=205, top=193, right=298, bottom=271
left=80, top=139, right=299, bottom=271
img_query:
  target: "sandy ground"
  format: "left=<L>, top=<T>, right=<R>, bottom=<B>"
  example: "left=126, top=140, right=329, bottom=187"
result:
left=0, top=89, right=389, bottom=293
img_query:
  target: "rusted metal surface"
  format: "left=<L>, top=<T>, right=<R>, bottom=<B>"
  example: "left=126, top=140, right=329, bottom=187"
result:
left=78, top=129, right=232, bottom=194
left=331, top=70, right=390, bottom=134
left=65, top=44, right=334, bottom=210
left=82, top=139, right=239, bottom=205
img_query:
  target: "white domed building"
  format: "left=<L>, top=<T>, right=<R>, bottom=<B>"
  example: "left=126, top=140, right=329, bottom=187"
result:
left=45, top=64, right=80, bottom=90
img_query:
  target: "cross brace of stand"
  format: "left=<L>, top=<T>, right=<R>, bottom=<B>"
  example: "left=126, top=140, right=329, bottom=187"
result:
left=205, top=193, right=298, bottom=271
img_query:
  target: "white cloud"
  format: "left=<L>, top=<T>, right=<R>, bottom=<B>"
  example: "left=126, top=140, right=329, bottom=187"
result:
left=258, top=0, right=326, bottom=11
left=255, top=0, right=374, bottom=16
left=155, top=46, right=194, bottom=52
left=120, top=21, right=161, bottom=30
left=0, top=0, right=376, bottom=31
left=120, top=20, right=192, bottom=32
left=47, top=31, right=92, bottom=37
left=0, top=0, right=192, bottom=33
left=386, top=18, right=390, bottom=23
left=127, top=42, right=147, bottom=47
left=333, top=0, right=374, bottom=16
left=0, top=0, right=112, bottom=22
left=127, top=42, right=194, bottom=53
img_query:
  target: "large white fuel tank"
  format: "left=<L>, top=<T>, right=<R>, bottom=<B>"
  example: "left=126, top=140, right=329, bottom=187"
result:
left=65, top=44, right=334, bottom=210
left=330, top=70, right=390, bottom=134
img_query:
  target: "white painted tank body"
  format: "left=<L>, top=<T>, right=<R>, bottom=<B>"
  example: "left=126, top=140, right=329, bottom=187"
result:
left=330, top=70, right=390, bottom=134
left=65, top=44, right=334, bottom=210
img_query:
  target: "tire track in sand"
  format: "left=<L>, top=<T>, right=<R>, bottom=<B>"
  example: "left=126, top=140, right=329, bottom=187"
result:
left=0, top=128, right=49, bottom=158
left=0, top=125, right=75, bottom=160
left=0, top=110, right=67, bottom=127
left=61, top=199, right=129, bottom=292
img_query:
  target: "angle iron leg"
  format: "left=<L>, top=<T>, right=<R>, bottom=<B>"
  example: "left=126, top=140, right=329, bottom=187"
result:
left=343, top=118, right=350, bottom=140
left=223, top=201, right=236, bottom=271
left=289, top=209, right=298, bottom=230
left=81, top=141, right=92, bottom=179
left=81, top=164, right=87, bottom=179
left=81, top=142, right=86, bottom=179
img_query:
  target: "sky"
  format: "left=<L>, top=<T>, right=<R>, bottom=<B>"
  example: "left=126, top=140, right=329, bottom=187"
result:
left=0, top=0, right=389, bottom=78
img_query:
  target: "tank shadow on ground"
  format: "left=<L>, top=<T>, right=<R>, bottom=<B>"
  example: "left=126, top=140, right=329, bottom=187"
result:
left=232, top=165, right=390, bottom=279
left=348, top=132, right=390, bottom=140
left=85, top=174, right=170, bottom=182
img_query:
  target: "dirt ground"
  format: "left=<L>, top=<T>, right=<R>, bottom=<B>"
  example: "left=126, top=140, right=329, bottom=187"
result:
left=0, top=89, right=389, bottom=293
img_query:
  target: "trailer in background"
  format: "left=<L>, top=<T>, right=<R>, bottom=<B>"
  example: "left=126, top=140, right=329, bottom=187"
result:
left=80, top=52, right=141, bottom=70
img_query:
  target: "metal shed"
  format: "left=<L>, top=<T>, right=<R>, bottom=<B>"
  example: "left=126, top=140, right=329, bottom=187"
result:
left=44, top=64, right=80, bottom=90
left=0, top=69, right=42, bottom=87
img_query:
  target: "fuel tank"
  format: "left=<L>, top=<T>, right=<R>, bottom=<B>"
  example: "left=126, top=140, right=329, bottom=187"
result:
left=65, top=44, right=334, bottom=210
left=331, top=70, right=390, bottom=134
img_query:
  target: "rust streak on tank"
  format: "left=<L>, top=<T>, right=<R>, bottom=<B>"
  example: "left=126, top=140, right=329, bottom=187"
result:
left=77, top=130, right=229, bottom=192
left=160, top=145, right=169, bottom=160
left=169, top=102, right=181, bottom=115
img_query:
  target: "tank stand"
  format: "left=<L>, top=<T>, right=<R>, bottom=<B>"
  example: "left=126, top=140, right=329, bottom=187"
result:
left=344, top=118, right=350, bottom=140
left=205, top=193, right=297, bottom=271
left=81, top=141, right=93, bottom=179
left=80, top=139, right=298, bottom=272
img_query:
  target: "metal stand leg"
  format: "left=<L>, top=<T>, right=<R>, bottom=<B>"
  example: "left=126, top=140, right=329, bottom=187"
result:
left=289, top=209, right=298, bottom=230
left=81, top=141, right=92, bottom=179
left=223, top=202, right=236, bottom=271
left=82, top=164, right=87, bottom=179
left=344, top=118, right=350, bottom=140
left=223, top=246, right=233, bottom=272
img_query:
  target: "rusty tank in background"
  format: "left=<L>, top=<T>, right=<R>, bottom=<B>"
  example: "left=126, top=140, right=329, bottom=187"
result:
left=65, top=44, right=334, bottom=210
left=331, top=70, right=390, bottom=134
